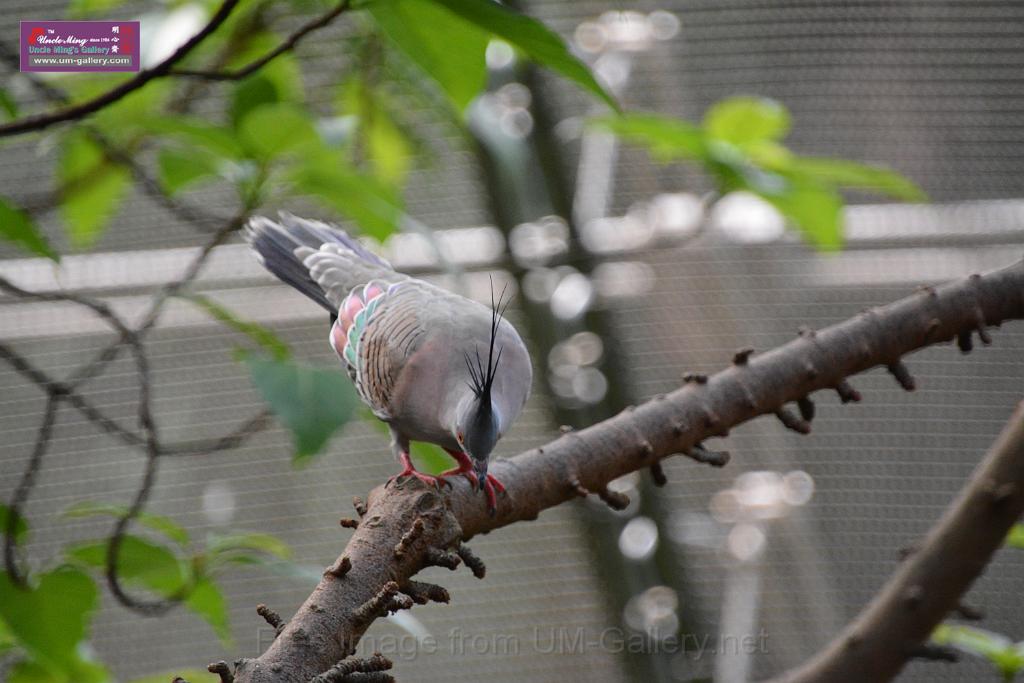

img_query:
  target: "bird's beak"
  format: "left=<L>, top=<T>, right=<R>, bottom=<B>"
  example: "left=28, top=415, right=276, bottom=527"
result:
left=473, top=457, right=488, bottom=491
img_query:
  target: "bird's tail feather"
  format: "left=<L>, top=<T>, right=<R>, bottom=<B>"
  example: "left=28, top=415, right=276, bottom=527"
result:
left=245, top=213, right=393, bottom=313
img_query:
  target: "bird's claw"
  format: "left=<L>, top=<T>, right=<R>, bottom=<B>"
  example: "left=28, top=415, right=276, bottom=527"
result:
left=482, top=473, right=505, bottom=516
left=389, top=469, right=447, bottom=490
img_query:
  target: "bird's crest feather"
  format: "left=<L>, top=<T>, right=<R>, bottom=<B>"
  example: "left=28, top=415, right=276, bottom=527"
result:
left=465, top=279, right=511, bottom=412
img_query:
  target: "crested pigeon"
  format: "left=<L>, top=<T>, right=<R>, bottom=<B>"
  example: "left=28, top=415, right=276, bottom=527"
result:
left=245, top=213, right=533, bottom=514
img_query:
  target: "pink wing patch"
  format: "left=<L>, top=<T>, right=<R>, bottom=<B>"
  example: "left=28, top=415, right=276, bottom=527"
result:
left=328, top=280, right=392, bottom=368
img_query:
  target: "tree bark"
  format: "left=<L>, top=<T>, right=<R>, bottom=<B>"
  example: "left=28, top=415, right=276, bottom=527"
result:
left=229, top=259, right=1024, bottom=682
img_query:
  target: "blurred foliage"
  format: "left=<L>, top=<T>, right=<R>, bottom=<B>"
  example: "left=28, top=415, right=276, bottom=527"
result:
left=0, top=500, right=298, bottom=679
left=932, top=624, right=1024, bottom=681
left=0, top=566, right=110, bottom=683
left=0, top=199, right=58, bottom=261
left=61, top=502, right=293, bottom=646
left=363, top=408, right=453, bottom=475
left=595, top=98, right=925, bottom=250
left=183, top=293, right=292, bottom=360
left=0, top=503, right=30, bottom=545
left=1005, top=523, right=1024, bottom=549
left=924, top=523, right=1024, bottom=681
left=238, top=351, right=359, bottom=464
left=0, top=1, right=929, bottom=679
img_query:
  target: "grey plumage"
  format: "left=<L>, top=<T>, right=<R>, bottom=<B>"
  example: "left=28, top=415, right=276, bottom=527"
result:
left=245, top=213, right=532, bottom=511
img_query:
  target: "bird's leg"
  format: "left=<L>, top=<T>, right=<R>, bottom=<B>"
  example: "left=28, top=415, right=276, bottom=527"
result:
left=387, top=429, right=448, bottom=489
left=389, top=451, right=448, bottom=489
left=480, top=473, right=506, bottom=517
left=441, top=449, right=507, bottom=515
left=440, top=449, right=479, bottom=489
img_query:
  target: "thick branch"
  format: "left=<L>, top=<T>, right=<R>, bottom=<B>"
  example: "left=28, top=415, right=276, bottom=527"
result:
left=770, top=401, right=1024, bottom=682
left=230, top=259, right=1024, bottom=682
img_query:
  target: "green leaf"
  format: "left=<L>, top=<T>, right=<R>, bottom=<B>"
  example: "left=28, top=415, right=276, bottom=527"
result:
left=66, top=535, right=186, bottom=596
left=58, top=130, right=129, bottom=249
left=1, top=503, right=29, bottom=545
left=341, top=77, right=414, bottom=187
left=185, top=577, right=231, bottom=646
left=0, top=566, right=108, bottom=683
left=238, top=103, right=319, bottom=162
left=138, top=117, right=244, bottom=159
left=8, top=657, right=108, bottom=683
left=92, top=81, right=172, bottom=146
left=62, top=502, right=189, bottom=547
left=369, top=0, right=490, bottom=111
left=789, top=157, right=927, bottom=202
left=0, top=197, right=59, bottom=261
left=227, top=33, right=304, bottom=128
left=703, top=96, right=791, bottom=147
left=157, top=147, right=222, bottom=196
left=592, top=113, right=706, bottom=161
left=127, top=670, right=218, bottom=683
left=128, top=671, right=220, bottom=679
left=231, top=75, right=281, bottom=129
left=363, top=411, right=451, bottom=475
left=206, top=531, right=292, bottom=561
left=183, top=294, right=291, bottom=360
left=289, top=149, right=404, bottom=240
left=0, top=87, right=18, bottom=120
left=239, top=557, right=324, bottom=585
left=0, top=610, right=17, bottom=655
left=764, top=181, right=844, bottom=251
left=1006, top=523, right=1024, bottom=549
left=428, top=0, right=618, bottom=111
left=9, top=660, right=63, bottom=683
left=410, top=442, right=455, bottom=476
left=241, top=353, right=359, bottom=464
left=932, top=624, right=1024, bottom=677
left=67, top=0, right=129, bottom=17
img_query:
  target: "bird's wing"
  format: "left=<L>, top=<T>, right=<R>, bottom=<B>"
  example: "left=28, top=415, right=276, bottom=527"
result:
left=331, top=280, right=434, bottom=420
left=246, top=213, right=402, bottom=312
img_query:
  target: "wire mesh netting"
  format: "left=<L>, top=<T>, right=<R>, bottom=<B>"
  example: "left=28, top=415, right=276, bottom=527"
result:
left=2, top=1, right=1024, bottom=682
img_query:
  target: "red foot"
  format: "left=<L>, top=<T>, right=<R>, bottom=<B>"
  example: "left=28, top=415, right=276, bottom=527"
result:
left=441, top=448, right=477, bottom=487
left=440, top=466, right=477, bottom=489
left=482, top=473, right=506, bottom=517
left=389, top=452, right=450, bottom=489
left=442, top=449, right=506, bottom=516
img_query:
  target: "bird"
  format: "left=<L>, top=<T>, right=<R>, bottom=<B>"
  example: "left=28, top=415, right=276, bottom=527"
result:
left=245, top=213, right=533, bottom=514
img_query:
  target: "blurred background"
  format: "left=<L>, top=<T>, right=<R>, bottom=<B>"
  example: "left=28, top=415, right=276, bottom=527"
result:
left=2, top=1, right=1024, bottom=682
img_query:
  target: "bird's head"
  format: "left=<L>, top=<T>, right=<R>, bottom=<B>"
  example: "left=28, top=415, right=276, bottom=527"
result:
left=454, top=281, right=510, bottom=483
left=454, top=395, right=500, bottom=482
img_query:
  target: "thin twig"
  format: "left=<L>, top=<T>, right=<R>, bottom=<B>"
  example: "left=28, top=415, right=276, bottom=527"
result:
left=171, top=1, right=352, bottom=81
left=160, top=410, right=272, bottom=455
left=0, top=0, right=242, bottom=137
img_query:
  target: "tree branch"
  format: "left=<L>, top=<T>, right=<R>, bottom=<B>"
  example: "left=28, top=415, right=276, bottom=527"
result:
left=770, top=400, right=1024, bottom=682
left=0, top=0, right=354, bottom=137
left=170, top=1, right=351, bottom=81
left=0, top=0, right=241, bottom=137
left=226, top=259, right=1024, bottom=682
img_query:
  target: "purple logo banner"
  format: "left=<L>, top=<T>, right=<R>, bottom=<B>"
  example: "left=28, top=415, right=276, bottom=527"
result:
left=20, top=20, right=140, bottom=73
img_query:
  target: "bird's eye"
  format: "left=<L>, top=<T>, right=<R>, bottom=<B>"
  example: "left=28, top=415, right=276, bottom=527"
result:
left=457, top=431, right=464, bottom=443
